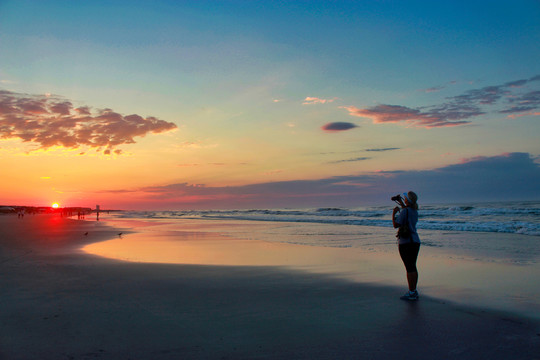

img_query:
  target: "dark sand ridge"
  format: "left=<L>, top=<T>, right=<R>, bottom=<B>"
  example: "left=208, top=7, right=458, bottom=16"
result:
left=1, top=214, right=539, bottom=359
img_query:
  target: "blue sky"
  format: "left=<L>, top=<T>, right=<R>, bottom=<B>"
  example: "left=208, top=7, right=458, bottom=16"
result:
left=1, top=1, right=539, bottom=208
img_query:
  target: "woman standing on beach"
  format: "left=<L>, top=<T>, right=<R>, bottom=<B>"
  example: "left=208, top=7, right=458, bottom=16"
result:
left=392, top=191, right=421, bottom=301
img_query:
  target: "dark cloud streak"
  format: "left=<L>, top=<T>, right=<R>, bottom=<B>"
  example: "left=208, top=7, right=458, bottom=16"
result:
left=500, top=90, right=540, bottom=114
left=328, top=157, right=370, bottom=164
left=365, top=148, right=400, bottom=152
left=321, top=122, right=358, bottom=132
left=111, top=152, right=540, bottom=208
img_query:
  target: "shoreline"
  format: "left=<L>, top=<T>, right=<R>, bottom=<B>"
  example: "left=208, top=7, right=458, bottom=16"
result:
left=1, top=214, right=539, bottom=359
left=85, top=215, right=540, bottom=320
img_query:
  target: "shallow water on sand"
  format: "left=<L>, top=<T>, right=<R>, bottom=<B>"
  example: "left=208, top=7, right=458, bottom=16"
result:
left=83, top=216, right=540, bottom=320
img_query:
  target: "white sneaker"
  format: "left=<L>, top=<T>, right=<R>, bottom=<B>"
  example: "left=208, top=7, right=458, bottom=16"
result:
left=400, top=290, right=419, bottom=301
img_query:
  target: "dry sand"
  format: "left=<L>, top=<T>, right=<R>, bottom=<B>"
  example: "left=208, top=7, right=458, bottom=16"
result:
left=1, top=214, right=539, bottom=359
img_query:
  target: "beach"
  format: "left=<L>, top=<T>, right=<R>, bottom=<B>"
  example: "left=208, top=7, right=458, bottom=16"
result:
left=1, top=213, right=539, bottom=359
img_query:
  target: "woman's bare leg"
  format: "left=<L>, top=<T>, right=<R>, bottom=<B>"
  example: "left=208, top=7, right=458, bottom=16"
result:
left=407, top=271, right=418, bottom=291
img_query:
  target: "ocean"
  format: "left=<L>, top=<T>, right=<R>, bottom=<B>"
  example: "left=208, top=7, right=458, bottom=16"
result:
left=114, top=200, right=540, bottom=236
left=110, top=200, right=540, bottom=260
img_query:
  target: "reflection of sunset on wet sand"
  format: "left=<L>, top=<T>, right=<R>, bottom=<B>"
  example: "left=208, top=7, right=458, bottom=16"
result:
left=84, top=219, right=394, bottom=271
left=85, top=233, right=331, bottom=267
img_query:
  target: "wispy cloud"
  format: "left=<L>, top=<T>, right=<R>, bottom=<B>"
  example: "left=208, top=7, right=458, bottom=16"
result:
left=0, top=90, right=177, bottom=154
left=263, top=169, right=284, bottom=175
left=342, top=104, right=475, bottom=128
left=178, top=161, right=248, bottom=168
left=173, top=141, right=219, bottom=150
left=303, top=97, right=337, bottom=105
left=343, top=75, right=540, bottom=128
left=328, top=157, right=370, bottom=164
left=423, top=85, right=445, bottom=93
left=499, top=90, right=540, bottom=114
left=321, top=122, right=358, bottom=132
left=365, top=148, right=400, bottom=152
left=319, top=148, right=399, bottom=155
left=506, top=111, right=540, bottom=119
left=421, top=80, right=457, bottom=93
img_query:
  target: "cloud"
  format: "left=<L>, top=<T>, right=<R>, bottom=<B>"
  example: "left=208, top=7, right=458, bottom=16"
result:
left=402, top=152, right=540, bottom=202
left=424, top=85, right=445, bottom=93
left=343, top=104, right=473, bottom=128
left=107, top=152, right=540, bottom=209
left=421, top=80, right=457, bottom=93
left=263, top=169, right=284, bottom=175
left=500, top=90, right=540, bottom=114
left=0, top=90, right=177, bottom=154
left=365, top=148, right=400, bottom=152
left=506, top=111, right=540, bottom=119
left=328, top=157, right=370, bottom=164
left=177, top=161, right=248, bottom=168
left=175, top=141, right=219, bottom=150
left=303, top=97, right=337, bottom=105
left=343, top=75, right=540, bottom=128
left=321, top=122, right=358, bottom=132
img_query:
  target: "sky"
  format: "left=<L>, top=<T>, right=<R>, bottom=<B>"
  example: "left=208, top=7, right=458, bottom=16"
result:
left=1, top=0, right=539, bottom=209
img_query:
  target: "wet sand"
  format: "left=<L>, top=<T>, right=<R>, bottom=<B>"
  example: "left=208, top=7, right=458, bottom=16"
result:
left=1, top=214, right=539, bottom=359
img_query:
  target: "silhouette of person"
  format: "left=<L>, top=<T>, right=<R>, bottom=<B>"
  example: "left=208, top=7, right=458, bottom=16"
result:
left=392, top=191, right=421, bottom=301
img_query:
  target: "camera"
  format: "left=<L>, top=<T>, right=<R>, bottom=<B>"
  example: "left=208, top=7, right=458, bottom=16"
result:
left=391, top=194, right=402, bottom=202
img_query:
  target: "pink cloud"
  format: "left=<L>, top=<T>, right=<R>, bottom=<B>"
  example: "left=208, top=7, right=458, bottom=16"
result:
left=342, top=105, right=470, bottom=128
left=506, top=111, right=540, bottom=119
left=344, top=75, right=540, bottom=128
left=0, top=90, right=177, bottom=154
left=303, top=97, right=336, bottom=105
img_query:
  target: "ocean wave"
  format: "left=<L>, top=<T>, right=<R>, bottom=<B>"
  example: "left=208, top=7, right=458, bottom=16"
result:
left=421, top=205, right=540, bottom=217
left=114, top=202, right=540, bottom=237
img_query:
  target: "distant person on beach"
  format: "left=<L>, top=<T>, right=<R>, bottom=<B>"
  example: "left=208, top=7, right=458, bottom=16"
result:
left=392, top=191, right=420, bottom=301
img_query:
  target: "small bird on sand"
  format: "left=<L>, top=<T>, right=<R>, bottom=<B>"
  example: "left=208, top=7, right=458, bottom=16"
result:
left=118, top=232, right=123, bottom=237
left=84, top=232, right=88, bottom=236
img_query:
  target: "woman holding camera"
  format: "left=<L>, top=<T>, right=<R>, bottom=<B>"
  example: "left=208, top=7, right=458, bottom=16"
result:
left=392, top=191, right=421, bottom=301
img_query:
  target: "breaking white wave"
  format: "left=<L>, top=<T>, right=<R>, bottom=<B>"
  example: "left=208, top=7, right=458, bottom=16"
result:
left=115, top=201, right=540, bottom=237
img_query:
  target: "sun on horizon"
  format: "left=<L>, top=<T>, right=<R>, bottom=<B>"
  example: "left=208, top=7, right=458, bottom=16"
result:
left=52, top=203, right=59, bottom=209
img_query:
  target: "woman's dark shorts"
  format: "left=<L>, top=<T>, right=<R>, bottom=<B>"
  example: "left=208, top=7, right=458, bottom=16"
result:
left=399, top=242, right=420, bottom=273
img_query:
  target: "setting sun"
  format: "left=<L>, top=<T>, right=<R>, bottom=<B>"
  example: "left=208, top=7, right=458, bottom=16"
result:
left=52, top=203, right=59, bottom=208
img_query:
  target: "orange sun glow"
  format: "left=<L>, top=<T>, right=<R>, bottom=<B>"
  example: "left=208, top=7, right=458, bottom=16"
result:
left=52, top=203, right=59, bottom=208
